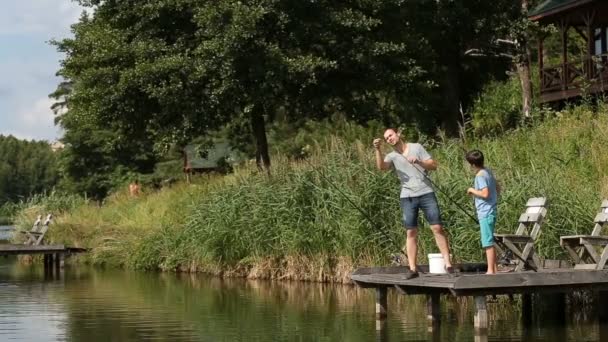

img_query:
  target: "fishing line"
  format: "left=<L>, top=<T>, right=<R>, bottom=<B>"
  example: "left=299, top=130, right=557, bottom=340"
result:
left=397, top=154, right=537, bottom=272
left=302, top=149, right=537, bottom=272
left=396, top=153, right=479, bottom=224
left=302, top=158, right=407, bottom=258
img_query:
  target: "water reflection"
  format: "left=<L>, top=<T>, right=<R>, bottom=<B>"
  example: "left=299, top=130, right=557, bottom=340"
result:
left=0, top=260, right=603, bottom=341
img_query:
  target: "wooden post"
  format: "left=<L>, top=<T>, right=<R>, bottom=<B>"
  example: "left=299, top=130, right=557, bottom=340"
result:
left=376, top=287, right=388, bottom=319
left=43, top=254, right=50, bottom=279
left=43, top=254, right=49, bottom=271
left=584, top=10, right=596, bottom=79
left=474, top=331, right=488, bottom=342
left=522, top=294, right=533, bottom=327
left=54, top=253, right=61, bottom=273
left=600, top=291, right=608, bottom=341
left=561, top=20, right=569, bottom=90
left=539, top=36, right=544, bottom=91
left=49, top=254, right=54, bottom=275
left=474, top=296, right=488, bottom=331
left=551, top=293, right=566, bottom=326
left=375, top=319, right=387, bottom=342
left=429, top=320, right=441, bottom=342
left=427, top=293, right=441, bottom=323
left=602, top=27, right=607, bottom=55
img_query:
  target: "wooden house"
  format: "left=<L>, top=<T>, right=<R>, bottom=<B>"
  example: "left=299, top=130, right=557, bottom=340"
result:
left=530, top=0, right=608, bottom=103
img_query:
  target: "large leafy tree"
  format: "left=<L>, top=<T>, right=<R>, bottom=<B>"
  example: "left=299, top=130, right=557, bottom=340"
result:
left=192, top=0, right=432, bottom=168
left=54, top=0, right=427, bottom=171
left=456, top=0, right=545, bottom=122
left=52, top=0, right=522, bottom=196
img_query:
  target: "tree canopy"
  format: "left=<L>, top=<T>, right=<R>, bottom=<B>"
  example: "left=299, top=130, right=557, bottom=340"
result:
left=52, top=0, right=525, bottom=198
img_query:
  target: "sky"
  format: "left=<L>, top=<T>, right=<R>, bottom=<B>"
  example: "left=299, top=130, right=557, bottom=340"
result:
left=0, top=1, right=84, bottom=142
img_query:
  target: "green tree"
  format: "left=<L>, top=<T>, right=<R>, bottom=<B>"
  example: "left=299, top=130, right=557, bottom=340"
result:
left=0, top=135, right=60, bottom=204
left=52, top=0, right=524, bottom=196
left=54, top=0, right=429, bottom=171
left=415, top=0, right=521, bottom=135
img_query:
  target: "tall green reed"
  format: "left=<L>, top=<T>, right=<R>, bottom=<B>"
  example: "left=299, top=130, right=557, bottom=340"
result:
left=29, top=107, right=608, bottom=277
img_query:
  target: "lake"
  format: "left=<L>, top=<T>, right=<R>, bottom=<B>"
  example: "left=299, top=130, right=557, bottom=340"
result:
left=0, top=259, right=604, bottom=341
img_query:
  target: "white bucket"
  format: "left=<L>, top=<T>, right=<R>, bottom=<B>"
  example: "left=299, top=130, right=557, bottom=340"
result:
left=428, top=253, right=446, bottom=274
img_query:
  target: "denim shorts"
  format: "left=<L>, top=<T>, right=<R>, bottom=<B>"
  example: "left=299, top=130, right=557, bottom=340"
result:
left=399, top=192, right=443, bottom=229
left=479, top=212, right=496, bottom=248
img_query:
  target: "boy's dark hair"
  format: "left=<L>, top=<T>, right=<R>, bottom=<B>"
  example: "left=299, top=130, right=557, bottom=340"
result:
left=465, top=150, right=485, bottom=167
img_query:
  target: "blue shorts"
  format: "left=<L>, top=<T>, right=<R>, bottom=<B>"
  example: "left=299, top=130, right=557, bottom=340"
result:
left=479, top=213, right=496, bottom=248
left=399, top=192, right=443, bottom=229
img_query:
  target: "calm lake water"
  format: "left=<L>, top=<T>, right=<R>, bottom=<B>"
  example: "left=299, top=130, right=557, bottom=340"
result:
left=0, top=259, right=604, bottom=341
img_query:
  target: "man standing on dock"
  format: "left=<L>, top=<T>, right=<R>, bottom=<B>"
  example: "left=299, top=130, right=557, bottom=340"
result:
left=373, top=128, right=453, bottom=278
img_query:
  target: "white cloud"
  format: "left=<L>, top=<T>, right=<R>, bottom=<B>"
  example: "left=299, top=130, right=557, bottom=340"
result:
left=7, top=97, right=61, bottom=141
left=20, top=97, right=54, bottom=124
left=0, top=1, right=84, bottom=36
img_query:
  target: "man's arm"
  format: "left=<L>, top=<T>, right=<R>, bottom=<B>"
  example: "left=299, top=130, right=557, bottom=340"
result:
left=373, top=138, right=391, bottom=171
left=416, top=158, right=437, bottom=171
left=414, top=144, right=437, bottom=171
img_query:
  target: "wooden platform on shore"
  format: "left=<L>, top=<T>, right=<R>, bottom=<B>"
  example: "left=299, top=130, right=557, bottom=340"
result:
left=0, top=244, right=87, bottom=277
left=351, top=265, right=608, bottom=296
left=0, top=244, right=87, bottom=256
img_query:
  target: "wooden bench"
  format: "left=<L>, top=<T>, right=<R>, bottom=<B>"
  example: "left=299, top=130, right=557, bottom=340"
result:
left=21, top=214, right=53, bottom=246
left=560, top=200, right=608, bottom=270
left=494, top=197, right=547, bottom=272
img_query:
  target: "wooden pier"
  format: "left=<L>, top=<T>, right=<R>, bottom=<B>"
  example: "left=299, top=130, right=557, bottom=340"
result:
left=0, top=244, right=87, bottom=275
left=351, top=264, right=608, bottom=332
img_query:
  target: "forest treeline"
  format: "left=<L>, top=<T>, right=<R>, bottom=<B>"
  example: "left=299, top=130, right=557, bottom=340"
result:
left=0, top=136, right=59, bottom=222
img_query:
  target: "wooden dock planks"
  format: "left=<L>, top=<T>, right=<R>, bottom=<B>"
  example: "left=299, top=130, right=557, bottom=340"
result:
left=0, top=244, right=87, bottom=255
left=351, top=265, right=608, bottom=296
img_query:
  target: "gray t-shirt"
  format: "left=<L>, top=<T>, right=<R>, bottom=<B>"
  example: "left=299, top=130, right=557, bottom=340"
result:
left=384, top=143, right=434, bottom=198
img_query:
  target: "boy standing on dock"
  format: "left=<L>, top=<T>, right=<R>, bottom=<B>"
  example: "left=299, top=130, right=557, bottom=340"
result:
left=465, top=150, right=499, bottom=275
left=373, top=128, right=453, bottom=278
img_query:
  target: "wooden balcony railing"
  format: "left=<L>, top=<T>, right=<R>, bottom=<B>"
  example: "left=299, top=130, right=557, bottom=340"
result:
left=540, top=54, right=608, bottom=100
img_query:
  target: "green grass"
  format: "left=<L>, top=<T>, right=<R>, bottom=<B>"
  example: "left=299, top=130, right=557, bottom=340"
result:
left=15, top=105, right=608, bottom=282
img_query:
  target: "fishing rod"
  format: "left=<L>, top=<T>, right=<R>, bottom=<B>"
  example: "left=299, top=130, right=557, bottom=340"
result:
left=397, top=153, right=479, bottom=225
left=302, top=158, right=407, bottom=260
left=302, top=146, right=538, bottom=273
left=397, top=153, right=538, bottom=272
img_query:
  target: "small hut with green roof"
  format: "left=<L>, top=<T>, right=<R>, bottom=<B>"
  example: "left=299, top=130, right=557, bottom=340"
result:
left=182, top=142, right=234, bottom=181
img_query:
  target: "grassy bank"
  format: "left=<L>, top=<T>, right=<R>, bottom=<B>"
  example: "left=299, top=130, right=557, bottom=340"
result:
left=14, top=106, right=608, bottom=283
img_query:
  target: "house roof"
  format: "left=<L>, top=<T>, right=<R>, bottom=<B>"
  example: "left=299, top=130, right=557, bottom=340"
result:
left=529, top=0, right=594, bottom=20
left=183, top=142, right=232, bottom=169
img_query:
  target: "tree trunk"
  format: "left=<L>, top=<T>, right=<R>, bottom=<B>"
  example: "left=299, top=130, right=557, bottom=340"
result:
left=250, top=108, right=271, bottom=171
left=434, top=0, right=463, bottom=138
left=517, top=56, right=533, bottom=118
left=441, top=58, right=462, bottom=137
left=518, top=0, right=533, bottom=119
